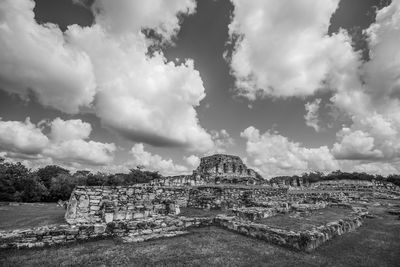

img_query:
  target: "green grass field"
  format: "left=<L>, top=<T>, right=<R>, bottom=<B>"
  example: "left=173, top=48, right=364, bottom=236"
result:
left=0, top=202, right=65, bottom=230
left=1, top=201, right=400, bottom=266
left=255, top=206, right=355, bottom=231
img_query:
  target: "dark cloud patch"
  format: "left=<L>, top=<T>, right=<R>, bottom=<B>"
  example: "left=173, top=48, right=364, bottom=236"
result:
left=34, top=0, right=93, bottom=31
left=329, top=0, right=392, bottom=60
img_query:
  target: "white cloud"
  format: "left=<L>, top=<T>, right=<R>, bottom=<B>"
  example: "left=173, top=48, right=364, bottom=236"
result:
left=209, top=129, right=235, bottom=153
left=0, top=117, right=116, bottom=166
left=363, top=0, right=400, bottom=101
left=67, top=23, right=214, bottom=152
left=0, top=117, right=49, bottom=154
left=241, top=126, right=338, bottom=178
left=0, top=0, right=216, bottom=152
left=128, top=143, right=188, bottom=176
left=332, top=128, right=383, bottom=160
left=184, top=155, right=200, bottom=168
left=49, top=117, right=92, bottom=142
left=0, top=0, right=96, bottom=114
left=329, top=1, right=400, bottom=163
left=81, top=0, right=196, bottom=41
left=351, top=161, right=398, bottom=176
left=227, top=0, right=358, bottom=99
left=44, top=139, right=116, bottom=166
left=228, top=0, right=400, bottom=175
left=304, top=98, right=322, bottom=132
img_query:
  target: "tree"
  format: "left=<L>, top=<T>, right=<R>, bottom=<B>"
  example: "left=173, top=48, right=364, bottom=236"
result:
left=387, top=174, right=400, bottom=187
left=86, top=172, right=108, bottom=186
left=19, top=174, right=48, bottom=202
left=49, top=173, right=78, bottom=201
left=0, top=159, right=30, bottom=201
left=126, top=168, right=161, bottom=184
left=36, top=165, right=69, bottom=189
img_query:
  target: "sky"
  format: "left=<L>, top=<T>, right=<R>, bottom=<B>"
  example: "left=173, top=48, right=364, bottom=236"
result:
left=0, top=0, right=400, bottom=178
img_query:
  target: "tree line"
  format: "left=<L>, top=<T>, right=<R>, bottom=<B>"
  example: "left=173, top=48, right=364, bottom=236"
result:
left=0, top=158, right=161, bottom=202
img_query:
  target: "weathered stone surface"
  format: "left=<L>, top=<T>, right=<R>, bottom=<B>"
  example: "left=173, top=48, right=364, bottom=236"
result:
left=151, top=154, right=266, bottom=186
left=65, top=185, right=287, bottom=224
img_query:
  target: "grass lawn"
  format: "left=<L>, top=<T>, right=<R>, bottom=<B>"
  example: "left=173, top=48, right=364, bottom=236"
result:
left=255, top=206, right=355, bottom=231
left=1, top=200, right=399, bottom=266
left=0, top=202, right=66, bottom=230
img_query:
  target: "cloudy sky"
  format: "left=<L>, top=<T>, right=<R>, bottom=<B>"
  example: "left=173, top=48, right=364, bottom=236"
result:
left=0, top=0, right=399, bottom=178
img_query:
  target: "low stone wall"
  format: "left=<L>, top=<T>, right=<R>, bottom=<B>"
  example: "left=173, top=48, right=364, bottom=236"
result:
left=150, top=175, right=207, bottom=186
left=231, top=201, right=328, bottom=221
left=214, top=211, right=365, bottom=252
left=287, top=190, right=371, bottom=203
left=187, top=186, right=287, bottom=210
left=231, top=207, right=280, bottom=221
left=291, top=202, right=327, bottom=211
left=0, top=215, right=213, bottom=249
left=311, top=180, right=374, bottom=192
left=0, top=224, right=107, bottom=249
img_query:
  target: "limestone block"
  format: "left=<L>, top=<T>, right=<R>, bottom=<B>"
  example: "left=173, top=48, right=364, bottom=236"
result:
left=104, top=213, right=114, bottom=223
left=133, top=212, right=144, bottom=219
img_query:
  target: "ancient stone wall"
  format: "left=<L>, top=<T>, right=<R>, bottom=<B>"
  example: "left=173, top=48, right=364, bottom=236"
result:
left=150, top=175, right=206, bottom=186
left=187, top=186, right=286, bottom=209
left=0, top=216, right=213, bottom=249
left=214, top=211, right=365, bottom=252
left=65, top=186, right=188, bottom=224
left=311, top=180, right=374, bottom=192
left=193, top=154, right=264, bottom=184
left=149, top=154, right=266, bottom=186
left=270, top=177, right=309, bottom=188
left=65, top=185, right=287, bottom=224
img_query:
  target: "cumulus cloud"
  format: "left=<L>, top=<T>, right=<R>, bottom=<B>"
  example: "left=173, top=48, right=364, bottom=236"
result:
left=304, top=98, right=322, bottom=132
left=128, top=143, right=188, bottom=176
left=241, top=126, right=338, bottom=178
left=49, top=117, right=92, bottom=142
left=0, top=0, right=96, bottom=114
left=332, top=128, right=383, bottom=160
left=80, top=0, right=196, bottom=41
left=209, top=129, right=235, bottom=153
left=351, top=161, right=398, bottom=176
left=331, top=1, right=400, bottom=163
left=0, top=117, right=116, bottom=166
left=184, top=155, right=200, bottom=168
left=226, top=0, right=358, bottom=99
left=0, top=117, right=49, bottom=154
left=67, top=22, right=213, bottom=151
left=44, top=139, right=115, bottom=166
left=363, top=0, right=400, bottom=101
left=228, top=0, right=400, bottom=175
left=0, top=0, right=216, bottom=152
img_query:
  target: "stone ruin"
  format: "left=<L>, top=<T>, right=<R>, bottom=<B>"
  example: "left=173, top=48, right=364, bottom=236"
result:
left=151, top=154, right=264, bottom=186
left=1, top=153, right=400, bottom=252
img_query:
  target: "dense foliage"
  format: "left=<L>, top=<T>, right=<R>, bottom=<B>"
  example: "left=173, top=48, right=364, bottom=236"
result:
left=0, top=158, right=161, bottom=202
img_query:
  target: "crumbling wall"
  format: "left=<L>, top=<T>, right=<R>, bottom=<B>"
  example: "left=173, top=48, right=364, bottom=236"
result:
left=65, top=186, right=188, bottom=224
left=214, top=212, right=365, bottom=252
left=193, top=154, right=264, bottom=184
left=65, top=185, right=288, bottom=224
left=0, top=216, right=213, bottom=249
left=150, top=175, right=207, bottom=186
left=311, top=180, right=374, bottom=192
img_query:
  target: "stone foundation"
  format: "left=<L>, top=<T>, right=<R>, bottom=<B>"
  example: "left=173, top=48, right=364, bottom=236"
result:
left=214, top=209, right=366, bottom=252
left=0, top=215, right=213, bottom=249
